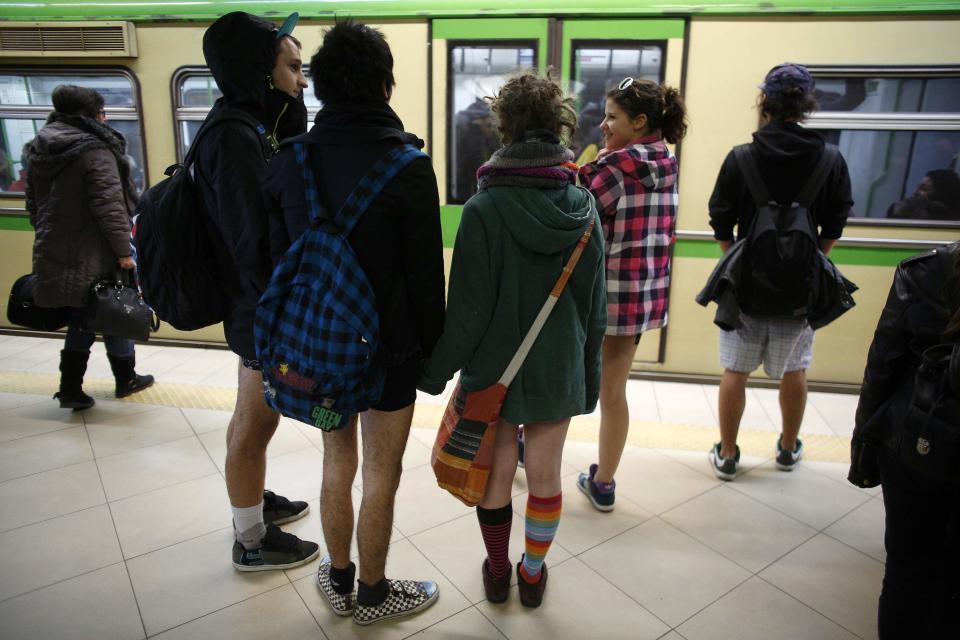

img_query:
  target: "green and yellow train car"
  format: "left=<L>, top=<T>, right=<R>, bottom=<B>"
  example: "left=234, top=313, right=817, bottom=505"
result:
left=1, top=0, right=958, bottom=388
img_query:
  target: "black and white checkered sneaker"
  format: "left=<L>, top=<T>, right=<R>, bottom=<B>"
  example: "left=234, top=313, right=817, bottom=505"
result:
left=316, top=556, right=355, bottom=616
left=352, top=579, right=439, bottom=626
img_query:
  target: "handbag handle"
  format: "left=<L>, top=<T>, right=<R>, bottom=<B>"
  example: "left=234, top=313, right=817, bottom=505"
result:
left=497, top=216, right=596, bottom=388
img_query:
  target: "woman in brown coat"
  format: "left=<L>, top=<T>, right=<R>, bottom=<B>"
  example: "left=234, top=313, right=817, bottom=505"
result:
left=24, top=85, right=153, bottom=409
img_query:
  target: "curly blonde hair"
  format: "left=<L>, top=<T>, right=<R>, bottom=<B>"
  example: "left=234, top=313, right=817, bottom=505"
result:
left=487, top=71, right=577, bottom=145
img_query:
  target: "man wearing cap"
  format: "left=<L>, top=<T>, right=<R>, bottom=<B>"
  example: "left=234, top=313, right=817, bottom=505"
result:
left=706, top=62, right=853, bottom=480
left=194, top=11, right=318, bottom=570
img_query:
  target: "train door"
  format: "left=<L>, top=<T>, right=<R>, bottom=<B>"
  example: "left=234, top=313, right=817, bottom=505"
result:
left=430, top=18, right=549, bottom=262
left=560, top=19, right=686, bottom=366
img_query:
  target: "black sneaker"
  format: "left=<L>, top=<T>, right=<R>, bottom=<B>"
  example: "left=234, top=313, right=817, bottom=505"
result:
left=352, top=579, right=439, bottom=626
left=709, top=443, right=740, bottom=481
left=316, top=556, right=356, bottom=616
left=775, top=436, right=804, bottom=471
left=232, top=523, right=319, bottom=572
left=262, top=490, right=309, bottom=525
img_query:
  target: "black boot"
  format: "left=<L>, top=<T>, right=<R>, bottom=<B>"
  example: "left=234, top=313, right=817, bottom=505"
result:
left=107, top=354, right=155, bottom=398
left=55, top=349, right=95, bottom=410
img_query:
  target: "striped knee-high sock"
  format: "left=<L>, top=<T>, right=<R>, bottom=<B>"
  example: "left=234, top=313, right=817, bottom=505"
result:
left=521, top=492, right=562, bottom=582
left=477, top=503, right=513, bottom=580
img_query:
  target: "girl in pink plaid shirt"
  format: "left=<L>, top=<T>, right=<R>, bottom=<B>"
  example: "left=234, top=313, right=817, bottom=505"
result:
left=576, top=78, right=687, bottom=511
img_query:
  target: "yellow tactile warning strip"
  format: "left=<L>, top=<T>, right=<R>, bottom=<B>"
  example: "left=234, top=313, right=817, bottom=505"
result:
left=0, top=370, right=851, bottom=463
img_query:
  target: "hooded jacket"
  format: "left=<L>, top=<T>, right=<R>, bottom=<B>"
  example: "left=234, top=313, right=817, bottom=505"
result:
left=24, top=112, right=137, bottom=308
left=579, top=136, right=677, bottom=336
left=709, top=122, right=853, bottom=242
left=419, top=169, right=606, bottom=425
left=193, top=12, right=307, bottom=360
left=848, top=242, right=959, bottom=488
left=265, top=102, right=446, bottom=369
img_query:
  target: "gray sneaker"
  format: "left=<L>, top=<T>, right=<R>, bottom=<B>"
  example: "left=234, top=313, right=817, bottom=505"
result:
left=776, top=437, right=804, bottom=471
left=316, top=556, right=355, bottom=616
left=709, top=443, right=739, bottom=481
left=352, top=579, right=439, bottom=626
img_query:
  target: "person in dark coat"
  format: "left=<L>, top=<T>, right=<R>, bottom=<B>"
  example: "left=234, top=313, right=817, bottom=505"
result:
left=706, top=63, right=853, bottom=480
left=23, top=84, right=153, bottom=409
left=193, top=11, right=318, bottom=573
left=265, top=20, right=445, bottom=625
left=849, top=241, right=960, bottom=639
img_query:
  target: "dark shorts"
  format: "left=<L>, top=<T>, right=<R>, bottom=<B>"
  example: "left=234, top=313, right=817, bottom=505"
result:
left=372, top=357, right=419, bottom=412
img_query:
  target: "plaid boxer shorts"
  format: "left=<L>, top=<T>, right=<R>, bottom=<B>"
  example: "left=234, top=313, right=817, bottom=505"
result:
left=719, top=315, right=814, bottom=379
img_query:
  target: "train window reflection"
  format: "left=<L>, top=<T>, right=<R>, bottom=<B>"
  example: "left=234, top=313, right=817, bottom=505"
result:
left=809, top=69, right=960, bottom=225
left=448, top=43, right=536, bottom=204
left=0, top=70, right=144, bottom=195
left=173, top=68, right=321, bottom=160
left=816, top=129, right=960, bottom=222
left=814, top=76, right=960, bottom=113
left=569, top=42, right=664, bottom=163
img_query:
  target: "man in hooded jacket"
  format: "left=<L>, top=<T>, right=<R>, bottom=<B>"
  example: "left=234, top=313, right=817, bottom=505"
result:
left=194, top=11, right=318, bottom=571
left=707, top=63, right=853, bottom=481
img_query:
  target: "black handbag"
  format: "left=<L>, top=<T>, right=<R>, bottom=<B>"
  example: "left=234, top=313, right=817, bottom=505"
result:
left=81, top=270, right=159, bottom=342
left=7, top=274, right=72, bottom=331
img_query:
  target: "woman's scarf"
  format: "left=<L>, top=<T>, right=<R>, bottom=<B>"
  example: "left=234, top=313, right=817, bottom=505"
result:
left=476, top=134, right=578, bottom=192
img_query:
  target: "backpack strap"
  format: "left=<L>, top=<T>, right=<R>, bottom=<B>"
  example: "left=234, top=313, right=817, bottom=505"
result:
left=175, top=111, right=270, bottom=177
left=295, top=143, right=427, bottom=234
left=732, top=144, right=772, bottom=209
left=795, top=144, right=839, bottom=208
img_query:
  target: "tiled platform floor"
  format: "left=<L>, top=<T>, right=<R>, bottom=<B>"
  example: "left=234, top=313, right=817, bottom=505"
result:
left=0, top=335, right=882, bottom=640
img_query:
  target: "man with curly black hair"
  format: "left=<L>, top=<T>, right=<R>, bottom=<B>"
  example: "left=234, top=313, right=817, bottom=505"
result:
left=265, top=20, right=445, bottom=625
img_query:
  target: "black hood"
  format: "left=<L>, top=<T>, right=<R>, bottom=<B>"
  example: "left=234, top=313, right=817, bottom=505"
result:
left=202, top=10, right=308, bottom=143
left=752, top=121, right=824, bottom=167
left=203, top=12, right=276, bottom=121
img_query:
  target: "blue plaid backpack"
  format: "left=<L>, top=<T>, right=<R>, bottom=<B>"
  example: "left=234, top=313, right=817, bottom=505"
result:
left=255, top=142, right=426, bottom=430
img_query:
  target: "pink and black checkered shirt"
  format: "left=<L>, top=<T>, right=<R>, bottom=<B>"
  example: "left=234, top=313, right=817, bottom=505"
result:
left=579, top=136, right=678, bottom=336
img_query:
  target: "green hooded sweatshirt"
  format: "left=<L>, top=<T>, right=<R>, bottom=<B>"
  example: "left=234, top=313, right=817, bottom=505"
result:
left=419, top=183, right=606, bottom=424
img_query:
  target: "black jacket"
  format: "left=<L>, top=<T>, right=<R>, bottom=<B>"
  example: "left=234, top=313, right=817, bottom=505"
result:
left=709, top=122, right=853, bottom=242
left=192, top=12, right=307, bottom=359
left=265, top=102, right=446, bottom=367
left=696, top=239, right=857, bottom=331
left=848, top=242, right=959, bottom=487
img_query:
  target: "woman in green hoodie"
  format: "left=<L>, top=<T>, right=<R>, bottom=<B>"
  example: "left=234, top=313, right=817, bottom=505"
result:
left=419, top=72, right=606, bottom=608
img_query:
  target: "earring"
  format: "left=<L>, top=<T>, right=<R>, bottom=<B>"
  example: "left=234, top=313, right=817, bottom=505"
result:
left=267, top=75, right=275, bottom=90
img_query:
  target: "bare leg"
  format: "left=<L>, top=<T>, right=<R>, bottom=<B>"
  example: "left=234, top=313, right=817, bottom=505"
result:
left=595, top=335, right=639, bottom=484
left=523, top=419, right=571, bottom=497
left=718, top=369, right=749, bottom=460
left=479, top=419, right=520, bottom=510
left=321, top=415, right=359, bottom=570
left=225, top=363, right=280, bottom=508
left=778, top=369, right=807, bottom=451
left=356, top=403, right=414, bottom=585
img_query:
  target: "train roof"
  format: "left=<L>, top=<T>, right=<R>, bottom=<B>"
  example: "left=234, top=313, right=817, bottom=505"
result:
left=1, top=0, right=959, bottom=22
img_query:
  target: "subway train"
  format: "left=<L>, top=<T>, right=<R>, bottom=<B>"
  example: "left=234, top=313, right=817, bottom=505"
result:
left=1, top=0, right=958, bottom=388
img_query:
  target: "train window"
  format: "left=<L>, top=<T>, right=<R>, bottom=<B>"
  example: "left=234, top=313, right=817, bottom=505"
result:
left=568, top=41, right=665, bottom=162
left=807, top=69, right=960, bottom=225
left=173, top=67, right=321, bottom=160
left=0, top=69, right=146, bottom=194
left=447, top=42, right=537, bottom=204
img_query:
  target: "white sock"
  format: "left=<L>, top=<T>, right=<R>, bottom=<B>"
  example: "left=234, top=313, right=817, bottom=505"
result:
left=232, top=501, right=265, bottom=551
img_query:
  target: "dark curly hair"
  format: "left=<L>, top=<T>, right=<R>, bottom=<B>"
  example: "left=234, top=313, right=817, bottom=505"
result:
left=310, top=20, right=395, bottom=104
left=487, top=71, right=577, bottom=145
left=759, top=86, right=818, bottom=123
left=607, top=79, right=687, bottom=144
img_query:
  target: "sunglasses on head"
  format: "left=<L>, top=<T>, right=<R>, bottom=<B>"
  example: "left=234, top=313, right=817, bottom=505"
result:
left=618, top=77, right=635, bottom=91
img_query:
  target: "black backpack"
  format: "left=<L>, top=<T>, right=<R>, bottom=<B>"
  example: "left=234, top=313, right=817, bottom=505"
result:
left=132, top=110, right=269, bottom=331
left=734, top=144, right=838, bottom=318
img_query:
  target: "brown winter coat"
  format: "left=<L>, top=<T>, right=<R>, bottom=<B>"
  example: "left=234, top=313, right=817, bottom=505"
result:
left=24, top=113, right=137, bottom=308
